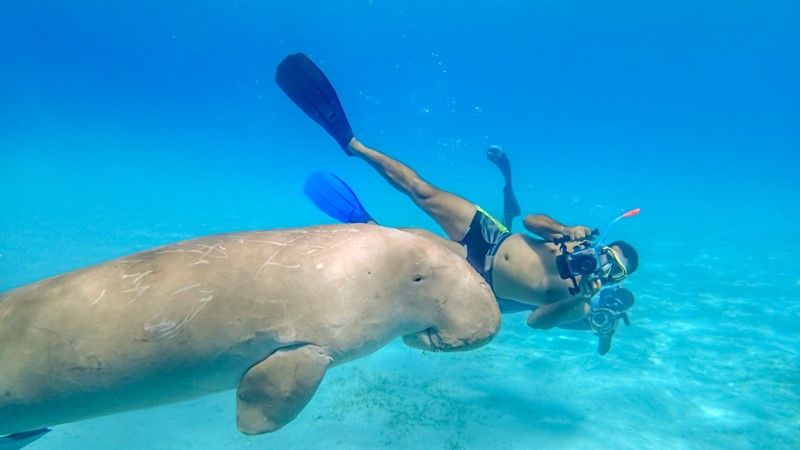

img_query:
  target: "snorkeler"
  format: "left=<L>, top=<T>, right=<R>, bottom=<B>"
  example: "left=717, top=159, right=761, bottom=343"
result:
left=277, top=52, right=639, bottom=329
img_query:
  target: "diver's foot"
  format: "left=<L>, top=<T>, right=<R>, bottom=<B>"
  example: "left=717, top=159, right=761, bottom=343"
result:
left=486, top=145, right=511, bottom=174
left=343, top=137, right=356, bottom=156
left=347, top=137, right=366, bottom=157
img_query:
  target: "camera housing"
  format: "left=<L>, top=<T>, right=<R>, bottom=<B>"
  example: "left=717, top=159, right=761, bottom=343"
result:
left=553, top=233, right=600, bottom=295
left=559, top=246, right=599, bottom=276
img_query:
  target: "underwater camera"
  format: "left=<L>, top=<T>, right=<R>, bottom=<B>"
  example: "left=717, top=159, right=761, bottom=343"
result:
left=554, top=231, right=600, bottom=295
left=589, top=287, right=634, bottom=355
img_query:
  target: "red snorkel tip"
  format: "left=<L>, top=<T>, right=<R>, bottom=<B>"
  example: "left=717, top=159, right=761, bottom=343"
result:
left=601, top=208, right=641, bottom=242
left=621, top=208, right=640, bottom=219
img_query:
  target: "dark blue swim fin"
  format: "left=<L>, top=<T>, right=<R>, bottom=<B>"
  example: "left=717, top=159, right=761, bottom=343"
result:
left=304, top=171, right=374, bottom=224
left=276, top=53, right=355, bottom=154
left=0, top=429, right=51, bottom=450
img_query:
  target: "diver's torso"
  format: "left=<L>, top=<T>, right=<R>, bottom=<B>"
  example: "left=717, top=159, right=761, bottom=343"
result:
left=491, top=234, right=576, bottom=305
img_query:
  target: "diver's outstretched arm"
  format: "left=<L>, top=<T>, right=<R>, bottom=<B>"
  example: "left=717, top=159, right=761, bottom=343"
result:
left=486, top=146, right=521, bottom=229
left=527, top=300, right=591, bottom=329
left=527, top=275, right=598, bottom=328
left=524, top=214, right=594, bottom=242
left=523, top=214, right=569, bottom=240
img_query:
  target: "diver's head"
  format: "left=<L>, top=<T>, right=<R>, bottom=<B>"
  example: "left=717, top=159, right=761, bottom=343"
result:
left=599, top=240, right=639, bottom=284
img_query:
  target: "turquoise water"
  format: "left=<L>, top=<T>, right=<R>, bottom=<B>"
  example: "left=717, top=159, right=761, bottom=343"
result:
left=1, top=1, right=798, bottom=448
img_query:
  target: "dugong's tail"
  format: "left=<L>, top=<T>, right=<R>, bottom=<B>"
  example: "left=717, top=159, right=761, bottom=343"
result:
left=0, top=429, right=50, bottom=450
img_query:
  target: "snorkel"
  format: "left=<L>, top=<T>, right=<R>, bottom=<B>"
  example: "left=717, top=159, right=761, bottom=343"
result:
left=598, top=208, right=640, bottom=244
left=597, top=208, right=640, bottom=284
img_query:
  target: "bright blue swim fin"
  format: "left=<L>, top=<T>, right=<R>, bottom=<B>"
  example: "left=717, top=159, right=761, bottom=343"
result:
left=276, top=53, right=355, bottom=154
left=304, top=171, right=374, bottom=224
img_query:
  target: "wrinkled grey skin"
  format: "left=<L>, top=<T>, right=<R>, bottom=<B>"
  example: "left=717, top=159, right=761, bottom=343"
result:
left=0, top=225, right=500, bottom=435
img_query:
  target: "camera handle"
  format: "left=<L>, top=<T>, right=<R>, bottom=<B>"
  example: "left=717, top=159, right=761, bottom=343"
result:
left=554, top=239, right=580, bottom=295
left=553, top=228, right=599, bottom=245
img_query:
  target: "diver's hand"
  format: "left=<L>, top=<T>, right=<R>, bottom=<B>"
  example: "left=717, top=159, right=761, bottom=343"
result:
left=562, top=225, right=593, bottom=241
left=578, top=275, right=602, bottom=298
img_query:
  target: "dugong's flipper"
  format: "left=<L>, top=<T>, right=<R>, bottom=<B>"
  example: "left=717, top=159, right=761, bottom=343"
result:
left=236, top=345, right=332, bottom=435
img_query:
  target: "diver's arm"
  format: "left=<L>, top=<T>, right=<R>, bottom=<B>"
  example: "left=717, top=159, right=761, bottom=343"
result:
left=527, top=300, right=591, bottom=329
left=523, top=214, right=562, bottom=239
left=527, top=277, right=599, bottom=329
left=523, top=214, right=592, bottom=241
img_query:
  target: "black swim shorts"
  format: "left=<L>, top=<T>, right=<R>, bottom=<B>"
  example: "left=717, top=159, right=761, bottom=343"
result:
left=458, top=206, right=512, bottom=287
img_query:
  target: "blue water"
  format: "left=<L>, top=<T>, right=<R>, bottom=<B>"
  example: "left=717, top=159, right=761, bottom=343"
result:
left=1, top=1, right=798, bottom=448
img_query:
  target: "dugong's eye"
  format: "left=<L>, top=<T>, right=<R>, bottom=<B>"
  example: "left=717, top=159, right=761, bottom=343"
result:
left=412, top=274, right=424, bottom=282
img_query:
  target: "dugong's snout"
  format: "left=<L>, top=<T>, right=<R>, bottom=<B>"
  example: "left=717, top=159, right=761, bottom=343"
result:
left=403, top=269, right=501, bottom=352
left=402, top=323, right=496, bottom=352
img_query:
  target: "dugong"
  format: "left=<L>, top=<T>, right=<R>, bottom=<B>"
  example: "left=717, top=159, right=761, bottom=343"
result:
left=0, top=225, right=500, bottom=436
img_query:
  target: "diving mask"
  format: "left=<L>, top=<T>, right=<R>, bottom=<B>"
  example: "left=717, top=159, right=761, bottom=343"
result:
left=600, top=246, right=627, bottom=284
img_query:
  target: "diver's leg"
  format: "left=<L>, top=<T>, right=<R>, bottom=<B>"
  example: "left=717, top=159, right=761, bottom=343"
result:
left=486, top=146, right=521, bottom=229
left=348, top=139, right=477, bottom=241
